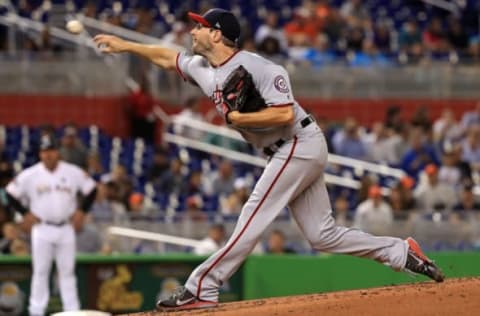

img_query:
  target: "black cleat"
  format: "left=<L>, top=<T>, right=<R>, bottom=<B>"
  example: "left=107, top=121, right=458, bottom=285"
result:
left=156, top=286, right=218, bottom=311
left=404, top=237, right=445, bottom=283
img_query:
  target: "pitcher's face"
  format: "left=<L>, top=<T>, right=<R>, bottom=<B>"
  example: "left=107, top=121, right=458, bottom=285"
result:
left=190, top=23, right=216, bottom=55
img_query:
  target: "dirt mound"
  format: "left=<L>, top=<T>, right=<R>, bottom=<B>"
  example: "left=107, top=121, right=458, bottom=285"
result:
left=126, top=277, right=480, bottom=316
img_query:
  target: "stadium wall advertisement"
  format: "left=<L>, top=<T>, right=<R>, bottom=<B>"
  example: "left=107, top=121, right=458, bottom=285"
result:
left=0, top=253, right=479, bottom=315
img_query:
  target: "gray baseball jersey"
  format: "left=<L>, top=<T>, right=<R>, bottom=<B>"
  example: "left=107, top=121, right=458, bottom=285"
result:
left=176, top=50, right=309, bottom=149
left=175, top=50, right=408, bottom=302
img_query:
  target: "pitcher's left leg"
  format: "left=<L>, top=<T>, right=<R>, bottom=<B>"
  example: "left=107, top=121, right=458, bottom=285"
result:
left=55, top=225, right=80, bottom=311
left=290, top=174, right=408, bottom=269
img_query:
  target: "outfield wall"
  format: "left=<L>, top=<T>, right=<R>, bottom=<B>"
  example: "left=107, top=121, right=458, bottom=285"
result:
left=0, top=253, right=479, bottom=315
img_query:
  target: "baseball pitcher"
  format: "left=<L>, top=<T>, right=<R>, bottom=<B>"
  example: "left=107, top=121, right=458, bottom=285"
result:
left=94, top=8, right=444, bottom=311
left=5, top=134, right=97, bottom=316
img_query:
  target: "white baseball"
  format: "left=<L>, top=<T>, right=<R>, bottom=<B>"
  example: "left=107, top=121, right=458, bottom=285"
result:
left=66, top=20, right=84, bottom=34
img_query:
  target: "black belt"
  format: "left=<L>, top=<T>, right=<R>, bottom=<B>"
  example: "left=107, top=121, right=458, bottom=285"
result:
left=43, top=220, right=68, bottom=226
left=300, top=115, right=315, bottom=128
left=263, top=115, right=315, bottom=156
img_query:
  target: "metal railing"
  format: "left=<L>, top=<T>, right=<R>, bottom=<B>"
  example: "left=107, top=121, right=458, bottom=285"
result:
left=95, top=213, right=480, bottom=253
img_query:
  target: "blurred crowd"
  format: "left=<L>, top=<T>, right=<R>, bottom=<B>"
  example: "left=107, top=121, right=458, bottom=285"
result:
left=325, top=103, right=480, bottom=234
left=2, top=102, right=480, bottom=255
left=0, top=0, right=479, bottom=65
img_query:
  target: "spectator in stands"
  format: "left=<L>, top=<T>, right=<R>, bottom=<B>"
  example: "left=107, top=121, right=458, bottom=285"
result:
left=86, top=151, right=104, bottom=181
left=83, top=0, right=97, bottom=18
left=157, top=158, right=186, bottom=195
left=0, top=160, right=13, bottom=188
left=147, top=146, right=170, bottom=184
left=0, top=127, right=7, bottom=162
left=76, top=223, right=102, bottom=254
left=135, top=7, right=165, bottom=38
left=182, top=195, right=207, bottom=222
left=240, top=36, right=257, bottom=52
left=414, top=164, right=458, bottom=214
left=295, top=33, right=336, bottom=68
left=322, top=8, right=346, bottom=50
left=398, top=19, right=423, bottom=60
left=438, top=145, right=471, bottom=189
left=126, top=76, right=158, bottom=143
left=389, top=123, right=412, bottom=167
left=220, top=177, right=250, bottom=215
left=354, top=185, right=393, bottom=234
left=89, top=181, right=128, bottom=223
left=257, top=36, right=286, bottom=64
left=334, top=118, right=368, bottom=160
left=433, top=108, right=463, bottom=144
left=39, top=123, right=55, bottom=137
left=208, top=160, right=236, bottom=196
left=340, top=0, right=370, bottom=28
left=314, top=116, right=335, bottom=153
left=453, top=185, right=480, bottom=220
left=162, top=21, right=191, bottom=48
left=193, top=224, right=226, bottom=255
left=422, top=18, right=449, bottom=54
left=384, top=105, right=404, bottom=131
left=400, top=127, right=439, bottom=179
left=461, top=124, right=480, bottom=171
left=101, top=164, right=134, bottom=209
left=265, top=229, right=295, bottom=254
left=470, top=35, right=480, bottom=61
left=128, top=192, right=156, bottom=219
left=184, top=170, right=207, bottom=196
left=349, top=39, right=391, bottom=67
left=173, top=97, right=206, bottom=141
left=447, top=18, right=470, bottom=55
left=364, top=122, right=399, bottom=164
left=410, top=106, right=432, bottom=134
left=0, top=222, right=29, bottom=255
left=356, top=174, right=374, bottom=204
left=372, top=21, right=393, bottom=54
left=333, top=194, right=351, bottom=226
left=254, top=11, right=288, bottom=53
left=284, top=7, right=319, bottom=46
left=388, top=177, right=416, bottom=220
left=345, top=26, right=365, bottom=52
left=59, top=124, right=88, bottom=169
left=461, top=102, right=480, bottom=130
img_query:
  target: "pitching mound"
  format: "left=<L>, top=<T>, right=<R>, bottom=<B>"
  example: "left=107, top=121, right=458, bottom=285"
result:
left=125, top=277, right=480, bottom=316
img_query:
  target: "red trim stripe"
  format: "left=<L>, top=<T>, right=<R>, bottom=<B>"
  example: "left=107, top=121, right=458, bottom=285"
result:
left=196, top=136, right=298, bottom=298
left=175, top=53, right=187, bottom=81
left=212, top=50, right=241, bottom=68
left=188, top=12, right=212, bottom=27
left=270, top=103, right=293, bottom=107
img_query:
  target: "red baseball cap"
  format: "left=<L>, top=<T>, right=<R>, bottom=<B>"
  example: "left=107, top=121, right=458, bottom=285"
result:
left=188, top=8, right=241, bottom=43
left=368, top=185, right=382, bottom=198
left=425, top=164, right=438, bottom=176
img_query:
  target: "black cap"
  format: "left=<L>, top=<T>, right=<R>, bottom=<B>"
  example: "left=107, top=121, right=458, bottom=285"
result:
left=39, top=134, right=59, bottom=151
left=188, top=8, right=241, bottom=43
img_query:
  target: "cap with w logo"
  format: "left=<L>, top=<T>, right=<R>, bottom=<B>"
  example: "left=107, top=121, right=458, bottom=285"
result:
left=188, top=8, right=241, bottom=43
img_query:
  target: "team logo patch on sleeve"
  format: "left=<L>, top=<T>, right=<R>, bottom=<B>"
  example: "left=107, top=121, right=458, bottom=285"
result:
left=274, top=75, right=289, bottom=93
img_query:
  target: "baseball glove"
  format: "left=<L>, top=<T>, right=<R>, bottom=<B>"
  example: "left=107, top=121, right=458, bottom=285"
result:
left=221, top=65, right=266, bottom=121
